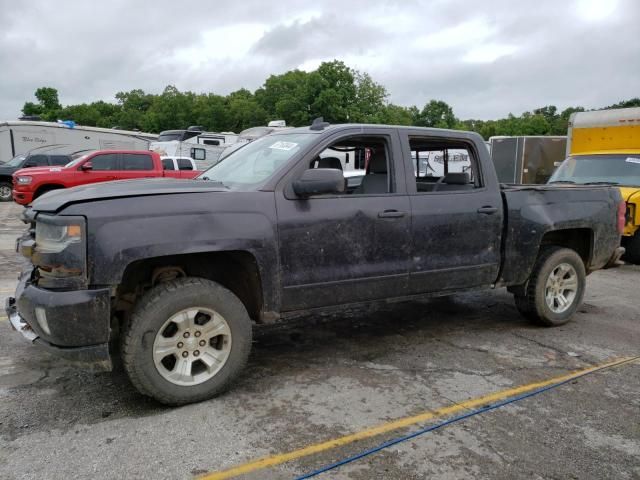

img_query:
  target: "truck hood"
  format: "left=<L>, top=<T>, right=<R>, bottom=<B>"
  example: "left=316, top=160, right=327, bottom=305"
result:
left=32, top=178, right=228, bottom=212
left=13, top=166, right=67, bottom=177
left=0, top=165, right=19, bottom=176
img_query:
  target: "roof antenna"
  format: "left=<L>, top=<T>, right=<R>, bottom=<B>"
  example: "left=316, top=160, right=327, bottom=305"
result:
left=310, top=117, right=330, bottom=131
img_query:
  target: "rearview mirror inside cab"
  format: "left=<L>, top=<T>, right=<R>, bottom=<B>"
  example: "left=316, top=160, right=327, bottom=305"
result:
left=293, top=168, right=345, bottom=197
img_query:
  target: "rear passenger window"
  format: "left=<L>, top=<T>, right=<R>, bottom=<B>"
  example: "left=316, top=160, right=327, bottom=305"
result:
left=50, top=155, right=71, bottom=166
left=162, top=158, right=175, bottom=170
left=122, top=154, right=153, bottom=171
left=90, top=153, right=119, bottom=171
left=408, top=137, right=480, bottom=193
left=177, top=159, right=193, bottom=170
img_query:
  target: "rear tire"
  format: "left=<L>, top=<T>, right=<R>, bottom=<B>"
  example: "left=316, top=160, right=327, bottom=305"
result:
left=514, top=247, right=586, bottom=327
left=0, top=181, right=12, bottom=202
left=622, top=231, right=640, bottom=265
left=121, top=277, right=252, bottom=405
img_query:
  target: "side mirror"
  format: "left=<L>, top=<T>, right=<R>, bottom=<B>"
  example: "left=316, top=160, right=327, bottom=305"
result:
left=292, top=169, right=345, bottom=198
left=80, top=162, right=92, bottom=171
left=23, top=161, right=37, bottom=168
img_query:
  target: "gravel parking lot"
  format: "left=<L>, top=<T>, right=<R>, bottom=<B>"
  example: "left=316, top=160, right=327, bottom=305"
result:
left=0, top=201, right=638, bottom=480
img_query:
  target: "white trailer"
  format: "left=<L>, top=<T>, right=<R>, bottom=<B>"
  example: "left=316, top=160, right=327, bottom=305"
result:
left=149, top=128, right=241, bottom=169
left=0, top=121, right=158, bottom=164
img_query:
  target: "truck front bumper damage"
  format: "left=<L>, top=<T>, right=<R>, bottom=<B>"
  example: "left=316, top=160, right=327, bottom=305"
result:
left=5, top=270, right=112, bottom=370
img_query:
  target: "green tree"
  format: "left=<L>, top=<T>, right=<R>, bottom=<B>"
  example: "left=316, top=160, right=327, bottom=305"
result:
left=21, top=86, right=62, bottom=120
left=415, top=100, right=458, bottom=128
left=351, top=72, right=388, bottom=123
left=307, top=60, right=357, bottom=122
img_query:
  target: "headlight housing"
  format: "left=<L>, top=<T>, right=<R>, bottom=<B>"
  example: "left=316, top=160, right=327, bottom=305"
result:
left=32, top=215, right=87, bottom=289
left=16, top=175, right=32, bottom=185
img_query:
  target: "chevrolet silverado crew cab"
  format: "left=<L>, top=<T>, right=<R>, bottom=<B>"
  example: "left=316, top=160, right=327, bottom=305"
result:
left=6, top=120, right=625, bottom=405
left=11, top=150, right=201, bottom=205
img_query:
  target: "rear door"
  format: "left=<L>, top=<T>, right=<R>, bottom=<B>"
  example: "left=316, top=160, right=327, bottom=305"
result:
left=116, top=153, right=156, bottom=180
left=401, top=130, right=503, bottom=293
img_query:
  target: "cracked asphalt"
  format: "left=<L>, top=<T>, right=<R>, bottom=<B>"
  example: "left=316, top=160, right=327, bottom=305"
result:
left=0, top=201, right=639, bottom=479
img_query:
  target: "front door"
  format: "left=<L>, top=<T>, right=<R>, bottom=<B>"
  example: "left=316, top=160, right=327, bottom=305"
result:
left=276, top=131, right=412, bottom=311
left=78, top=152, right=119, bottom=184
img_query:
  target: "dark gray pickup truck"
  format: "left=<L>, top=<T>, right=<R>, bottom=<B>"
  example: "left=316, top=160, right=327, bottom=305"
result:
left=6, top=120, right=625, bottom=405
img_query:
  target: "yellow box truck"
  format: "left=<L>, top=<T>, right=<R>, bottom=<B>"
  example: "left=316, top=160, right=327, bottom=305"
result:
left=549, top=107, right=640, bottom=263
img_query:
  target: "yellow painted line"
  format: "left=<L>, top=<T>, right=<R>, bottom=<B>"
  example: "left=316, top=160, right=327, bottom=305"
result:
left=199, top=356, right=638, bottom=480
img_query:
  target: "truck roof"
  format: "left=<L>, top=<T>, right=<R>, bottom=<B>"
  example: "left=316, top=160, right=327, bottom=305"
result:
left=280, top=123, right=483, bottom=140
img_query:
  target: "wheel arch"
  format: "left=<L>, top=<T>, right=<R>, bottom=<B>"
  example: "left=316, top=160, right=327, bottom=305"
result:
left=34, top=183, right=65, bottom=199
left=116, top=251, right=265, bottom=323
left=540, top=228, right=593, bottom=268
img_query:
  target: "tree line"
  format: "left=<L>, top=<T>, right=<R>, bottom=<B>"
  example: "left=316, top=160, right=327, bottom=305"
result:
left=21, top=60, right=640, bottom=139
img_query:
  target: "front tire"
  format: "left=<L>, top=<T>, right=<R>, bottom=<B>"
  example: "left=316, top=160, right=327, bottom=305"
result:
left=514, top=247, right=586, bottom=326
left=121, top=277, right=252, bottom=405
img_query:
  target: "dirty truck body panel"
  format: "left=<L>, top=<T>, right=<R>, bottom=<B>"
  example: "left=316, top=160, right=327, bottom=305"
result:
left=7, top=123, right=622, bottom=368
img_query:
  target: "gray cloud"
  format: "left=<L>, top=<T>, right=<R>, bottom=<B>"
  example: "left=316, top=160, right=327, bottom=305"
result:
left=0, top=0, right=638, bottom=121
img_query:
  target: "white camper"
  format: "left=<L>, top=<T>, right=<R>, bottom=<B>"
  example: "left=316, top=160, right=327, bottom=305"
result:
left=149, top=127, right=241, bottom=169
left=0, top=121, right=158, bottom=164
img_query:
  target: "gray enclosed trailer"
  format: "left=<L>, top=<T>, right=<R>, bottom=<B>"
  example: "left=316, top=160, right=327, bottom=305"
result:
left=490, top=136, right=567, bottom=184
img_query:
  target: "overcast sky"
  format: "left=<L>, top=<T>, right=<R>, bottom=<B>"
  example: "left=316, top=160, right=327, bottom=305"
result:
left=1, top=0, right=638, bottom=121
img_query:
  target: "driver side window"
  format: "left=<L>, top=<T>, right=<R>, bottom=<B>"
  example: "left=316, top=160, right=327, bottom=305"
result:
left=90, top=153, right=119, bottom=171
left=308, top=136, right=392, bottom=195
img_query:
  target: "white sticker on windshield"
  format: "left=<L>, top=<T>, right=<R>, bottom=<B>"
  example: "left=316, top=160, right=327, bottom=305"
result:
left=269, top=141, right=298, bottom=151
left=625, top=157, right=640, bottom=164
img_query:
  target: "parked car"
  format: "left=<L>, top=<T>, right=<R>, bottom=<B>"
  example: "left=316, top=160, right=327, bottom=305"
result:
left=0, top=152, right=73, bottom=201
left=7, top=120, right=624, bottom=405
left=11, top=150, right=202, bottom=205
left=160, top=156, right=198, bottom=172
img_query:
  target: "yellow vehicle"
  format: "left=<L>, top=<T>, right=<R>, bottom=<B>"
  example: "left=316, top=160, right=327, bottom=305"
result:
left=549, top=107, right=640, bottom=263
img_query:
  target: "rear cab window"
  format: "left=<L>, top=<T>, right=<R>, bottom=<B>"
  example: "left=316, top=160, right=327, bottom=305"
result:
left=162, top=158, right=175, bottom=170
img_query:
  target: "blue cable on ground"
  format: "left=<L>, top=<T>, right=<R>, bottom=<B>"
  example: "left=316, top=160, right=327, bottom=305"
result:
left=295, top=356, right=639, bottom=479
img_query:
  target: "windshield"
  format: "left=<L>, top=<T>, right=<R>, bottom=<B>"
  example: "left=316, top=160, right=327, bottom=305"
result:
left=549, top=154, right=640, bottom=186
left=6, top=154, right=26, bottom=167
left=64, top=153, right=90, bottom=168
left=198, top=133, right=315, bottom=189
left=157, top=133, right=183, bottom=142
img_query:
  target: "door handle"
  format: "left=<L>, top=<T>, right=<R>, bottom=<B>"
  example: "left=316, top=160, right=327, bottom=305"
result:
left=477, top=206, right=498, bottom=215
left=378, top=209, right=406, bottom=218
